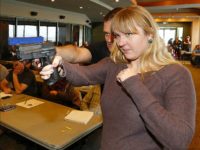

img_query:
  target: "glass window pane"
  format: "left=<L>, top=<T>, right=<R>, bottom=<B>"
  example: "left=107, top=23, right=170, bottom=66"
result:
left=40, top=26, right=47, bottom=41
left=9, top=24, right=14, bottom=38
left=24, top=25, right=37, bottom=37
left=177, top=27, right=183, bottom=40
left=17, top=25, right=24, bottom=37
left=164, top=29, right=176, bottom=44
left=48, top=27, right=56, bottom=42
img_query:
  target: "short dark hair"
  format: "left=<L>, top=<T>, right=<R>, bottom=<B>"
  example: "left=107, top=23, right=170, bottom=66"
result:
left=104, top=7, right=123, bottom=22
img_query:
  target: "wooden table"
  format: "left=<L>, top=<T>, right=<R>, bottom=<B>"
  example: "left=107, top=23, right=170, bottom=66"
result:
left=0, top=94, right=103, bottom=150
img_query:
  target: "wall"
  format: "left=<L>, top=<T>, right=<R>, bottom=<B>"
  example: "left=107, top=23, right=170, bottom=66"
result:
left=0, top=21, right=8, bottom=59
left=192, top=19, right=200, bottom=48
left=91, top=22, right=104, bottom=43
left=0, top=0, right=91, bottom=27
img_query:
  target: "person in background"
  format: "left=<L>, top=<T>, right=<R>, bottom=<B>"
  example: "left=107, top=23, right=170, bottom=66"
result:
left=172, top=36, right=182, bottom=59
left=0, top=60, right=37, bottom=96
left=0, top=64, right=9, bottom=135
left=0, top=64, right=9, bottom=90
left=183, top=35, right=191, bottom=52
left=41, top=77, right=81, bottom=109
left=40, top=5, right=196, bottom=150
left=167, top=38, right=173, bottom=47
left=88, top=7, right=123, bottom=64
left=192, top=44, right=200, bottom=53
left=81, top=41, right=89, bottom=48
left=191, top=44, right=200, bottom=66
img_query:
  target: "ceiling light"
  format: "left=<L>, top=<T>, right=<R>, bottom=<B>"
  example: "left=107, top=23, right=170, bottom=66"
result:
left=51, top=0, right=55, bottom=2
left=80, top=6, right=83, bottom=9
left=115, top=0, right=119, bottom=2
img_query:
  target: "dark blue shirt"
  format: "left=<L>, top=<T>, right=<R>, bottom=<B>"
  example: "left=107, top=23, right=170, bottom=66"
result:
left=6, top=68, right=37, bottom=96
left=88, top=41, right=110, bottom=64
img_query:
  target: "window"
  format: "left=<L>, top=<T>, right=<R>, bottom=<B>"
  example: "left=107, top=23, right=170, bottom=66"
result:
left=9, top=24, right=15, bottom=38
left=40, top=21, right=57, bottom=42
left=16, top=19, right=38, bottom=37
left=48, top=26, right=56, bottom=42
left=58, top=23, right=72, bottom=45
left=40, top=26, right=47, bottom=41
left=17, top=25, right=24, bottom=37
left=24, top=25, right=37, bottom=37
left=159, top=28, right=176, bottom=44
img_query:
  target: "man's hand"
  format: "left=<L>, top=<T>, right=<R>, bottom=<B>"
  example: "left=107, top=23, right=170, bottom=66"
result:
left=13, top=61, right=24, bottom=75
left=50, top=90, right=58, bottom=96
left=3, top=87, right=12, bottom=94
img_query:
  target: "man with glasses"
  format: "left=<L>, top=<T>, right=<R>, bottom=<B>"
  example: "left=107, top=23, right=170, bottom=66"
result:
left=86, top=7, right=123, bottom=64
left=56, top=7, right=122, bottom=65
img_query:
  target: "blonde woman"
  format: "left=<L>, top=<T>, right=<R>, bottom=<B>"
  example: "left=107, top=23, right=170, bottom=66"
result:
left=40, top=5, right=196, bottom=150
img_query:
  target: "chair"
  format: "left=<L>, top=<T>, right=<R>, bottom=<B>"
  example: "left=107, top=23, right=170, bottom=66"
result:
left=75, top=85, right=102, bottom=115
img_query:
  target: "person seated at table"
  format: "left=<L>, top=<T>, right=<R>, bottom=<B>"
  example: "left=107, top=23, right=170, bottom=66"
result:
left=0, top=64, right=9, bottom=90
left=191, top=44, right=200, bottom=66
left=41, top=77, right=81, bottom=109
left=0, top=64, right=9, bottom=135
left=0, top=60, right=38, bottom=96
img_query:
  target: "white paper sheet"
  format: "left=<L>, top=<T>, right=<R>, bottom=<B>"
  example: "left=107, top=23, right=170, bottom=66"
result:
left=64, top=110, right=94, bottom=124
left=0, top=92, right=12, bottom=99
left=16, top=99, right=44, bottom=108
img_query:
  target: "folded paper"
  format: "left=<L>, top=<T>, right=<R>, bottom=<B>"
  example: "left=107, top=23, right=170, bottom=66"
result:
left=64, top=110, right=94, bottom=124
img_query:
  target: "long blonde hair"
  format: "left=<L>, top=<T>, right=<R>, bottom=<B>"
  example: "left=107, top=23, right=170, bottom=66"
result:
left=111, top=5, right=177, bottom=73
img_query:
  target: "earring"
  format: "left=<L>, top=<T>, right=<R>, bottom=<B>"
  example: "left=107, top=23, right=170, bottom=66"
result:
left=148, top=39, right=153, bottom=44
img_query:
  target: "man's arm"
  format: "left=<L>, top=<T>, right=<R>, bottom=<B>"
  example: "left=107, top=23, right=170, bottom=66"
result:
left=12, top=61, right=28, bottom=94
left=56, top=45, right=92, bottom=63
left=0, top=79, right=12, bottom=94
left=12, top=73, right=28, bottom=94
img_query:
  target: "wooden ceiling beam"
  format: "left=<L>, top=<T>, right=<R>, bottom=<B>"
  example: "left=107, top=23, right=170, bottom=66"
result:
left=138, top=0, right=200, bottom=7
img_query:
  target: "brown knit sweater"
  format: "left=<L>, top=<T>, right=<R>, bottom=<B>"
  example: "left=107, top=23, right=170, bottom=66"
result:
left=62, top=57, right=196, bottom=150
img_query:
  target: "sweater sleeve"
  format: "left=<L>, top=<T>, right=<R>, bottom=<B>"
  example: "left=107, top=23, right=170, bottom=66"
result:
left=62, top=57, right=111, bottom=86
left=121, top=65, right=196, bottom=149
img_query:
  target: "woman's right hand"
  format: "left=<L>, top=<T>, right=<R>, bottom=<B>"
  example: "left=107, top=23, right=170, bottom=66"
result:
left=40, top=55, right=63, bottom=80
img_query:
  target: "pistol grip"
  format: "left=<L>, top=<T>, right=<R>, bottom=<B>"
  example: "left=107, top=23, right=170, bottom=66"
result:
left=46, top=68, right=60, bottom=86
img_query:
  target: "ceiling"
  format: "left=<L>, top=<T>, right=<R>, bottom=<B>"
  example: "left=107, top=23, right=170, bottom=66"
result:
left=16, top=0, right=200, bottom=22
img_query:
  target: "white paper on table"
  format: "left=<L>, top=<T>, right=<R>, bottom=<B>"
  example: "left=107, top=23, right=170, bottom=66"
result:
left=16, top=99, right=44, bottom=108
left=0, top=92, right=12, bottom=99
left=64, top=110, right=94, bottom=124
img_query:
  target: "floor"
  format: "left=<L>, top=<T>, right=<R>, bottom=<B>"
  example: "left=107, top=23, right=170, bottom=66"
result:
left=186, top=63, right=200, bottom=150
